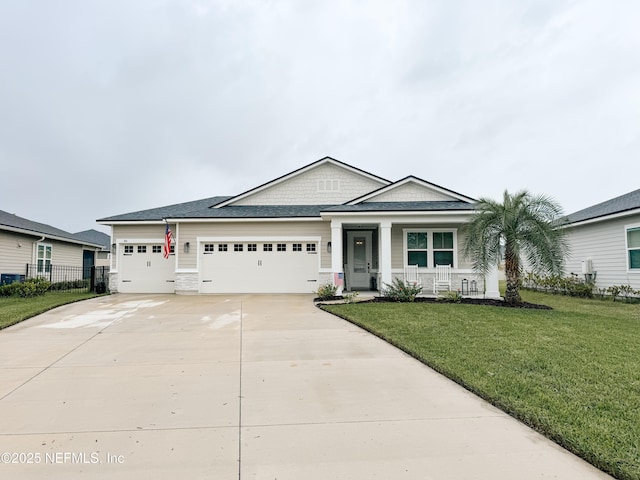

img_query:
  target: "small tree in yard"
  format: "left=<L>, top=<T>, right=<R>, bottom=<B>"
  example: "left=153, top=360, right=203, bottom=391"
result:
left=462, top=190, right=568, bottom=305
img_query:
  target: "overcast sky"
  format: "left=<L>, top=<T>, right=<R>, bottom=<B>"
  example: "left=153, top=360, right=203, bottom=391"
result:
left=1, top=0, right=638, bottom=234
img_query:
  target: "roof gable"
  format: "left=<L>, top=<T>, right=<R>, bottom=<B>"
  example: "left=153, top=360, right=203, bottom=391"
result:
left=346, top=176, right=476, bottom=205
left=566, top=188, right=640, bottom=225
left=216, top=157, right=390, bottom=207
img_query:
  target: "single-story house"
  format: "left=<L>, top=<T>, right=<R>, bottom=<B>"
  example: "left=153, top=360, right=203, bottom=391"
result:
left=97, top=157, right=500, bottom=296
left=562, top=188, right=640, bottom=291
left=0, top=210, right=106, bottom=284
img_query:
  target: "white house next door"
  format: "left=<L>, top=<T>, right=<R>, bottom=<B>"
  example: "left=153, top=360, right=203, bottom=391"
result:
left=347, top=231, right=372, bottom=290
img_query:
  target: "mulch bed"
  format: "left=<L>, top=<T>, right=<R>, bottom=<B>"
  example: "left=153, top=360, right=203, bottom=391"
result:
left=315, top=296, right=552, bottom=310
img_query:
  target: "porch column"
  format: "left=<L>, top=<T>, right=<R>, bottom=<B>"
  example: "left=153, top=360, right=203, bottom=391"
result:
left=484, top=264, right=501, bottom=299
left=379, top=220, right=392, bottom=289
left=330, top=219, right=344, bottom=295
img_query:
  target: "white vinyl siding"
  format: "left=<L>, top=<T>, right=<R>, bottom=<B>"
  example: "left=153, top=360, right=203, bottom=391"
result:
left=564, top=214, right=640, bottom=290
left=231, top=163, right=386, bottom=206
left=0, top=231, right=34, bottom=274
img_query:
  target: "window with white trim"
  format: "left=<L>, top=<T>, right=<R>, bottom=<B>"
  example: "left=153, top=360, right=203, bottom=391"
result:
left=277, top=243, right=286, bottom=252
left=406, top=232, right=428, bottom=267
left=37, top=244, right=52, bottom=274
left=247, top=243, right=257, bottom=252
left=234, top=244, right=243, bottom=252
left=433, top=232, right=454, bottom=266
left=218, top=244, right=228, bottom=252
left=306, top=243, right=316, bottom=252
left=137, top=245, right=147, bottom=253
left=153, top=245, right=162, bottom=253
left=263, top=243, right=273, bottom=252
left=292, top=243, right=302, bottom=252
left=203, top=244, right=214, bottom=253
left=124, top=245, right=134, bottom=254
left=627, top=226, right=640, bottom=270
left=404, top=229, right=457, bottom=268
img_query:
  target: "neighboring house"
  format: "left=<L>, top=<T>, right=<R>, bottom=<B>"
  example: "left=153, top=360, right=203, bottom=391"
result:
left=562, top=188, right=640, bottom=291
left=0, top=210, right=105, bottom=284
left=98, top=157, right=501, bottom=296
left=74, top=229, right=112, bottom=267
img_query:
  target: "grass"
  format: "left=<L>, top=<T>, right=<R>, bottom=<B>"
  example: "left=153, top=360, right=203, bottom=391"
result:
left=321, top=290, right=640, bottom=480
left=0, top=292, right=100, bottom=330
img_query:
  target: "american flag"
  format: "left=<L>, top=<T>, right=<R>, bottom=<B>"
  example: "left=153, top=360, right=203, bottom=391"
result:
left=163, top=223, right=172, bottom=259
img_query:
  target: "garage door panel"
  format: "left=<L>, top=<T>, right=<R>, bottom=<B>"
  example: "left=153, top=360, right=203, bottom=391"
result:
left=200, top=242, right=318, bottom=294
left=119, top=244, right=175, bottom=293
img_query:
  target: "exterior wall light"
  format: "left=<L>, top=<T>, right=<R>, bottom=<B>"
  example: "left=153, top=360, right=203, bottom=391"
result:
left=184, top=242, right=190, bottom=253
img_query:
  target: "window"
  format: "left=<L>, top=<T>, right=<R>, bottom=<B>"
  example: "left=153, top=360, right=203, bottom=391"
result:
left=406, top=232, right=428, bottom=267
left=218, top=244, right=228, bottom=252
left=152, top=245, right=162, bottom=253
left=317, top=179, right=340, bottom=192
left=124, top=245, right=134, bottom=254
left=234, top=244, right=243, bottom=252
left=292, top=243, right=302, bottom=252
left=169, top=245, right=175, bottom=254
left=433, top=232, right=454, bottom=266
left=306, top=243, right=316, bottom=252
left=247, top=243, right=257, bottom=252
left=263, top=243, right=273, bottom=252
left=404, top=230, right=456, bottom=268
left=37, top=244, right=52, bottom=274
left=203, top=244, right=214, bottom=253
left=277, top=243, right=287, bottom=252
left=627, top=226, right=640, bottom=269
left=137, top=245, right=147, bottom=254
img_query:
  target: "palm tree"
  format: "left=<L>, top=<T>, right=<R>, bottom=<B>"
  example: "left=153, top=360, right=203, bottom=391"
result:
left=462, top=190, right=568, bottom=305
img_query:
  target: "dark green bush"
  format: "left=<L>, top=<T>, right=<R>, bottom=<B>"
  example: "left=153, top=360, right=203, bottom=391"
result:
left=0, top=278, right=51, bottom=297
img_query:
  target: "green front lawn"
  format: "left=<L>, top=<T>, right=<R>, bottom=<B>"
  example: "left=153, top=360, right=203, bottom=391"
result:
left=322, top=291, right=640, bottom=480
left=0, top=292, right=100, bottom=330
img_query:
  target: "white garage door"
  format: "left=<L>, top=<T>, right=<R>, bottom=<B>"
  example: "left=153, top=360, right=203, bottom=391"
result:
left=200, top=241, right=319, bottom=293
left=118, top=244, right=175, bottom=293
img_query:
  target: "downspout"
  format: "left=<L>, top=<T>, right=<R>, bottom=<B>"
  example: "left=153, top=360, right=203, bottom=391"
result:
left=29, top=236, right=46, bottom=276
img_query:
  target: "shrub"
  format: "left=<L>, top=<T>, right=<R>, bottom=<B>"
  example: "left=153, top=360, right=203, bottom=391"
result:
left=49, top=279, right=89, bottom=291
left=438, top=290, right=462, bottom=303
left=316, top=283, right=338, bottom=300
left=0, top=278, right=51, bottom=298
left=343, top=291, right=359, bottom=304
left=381, top=278, right=422, bottom=302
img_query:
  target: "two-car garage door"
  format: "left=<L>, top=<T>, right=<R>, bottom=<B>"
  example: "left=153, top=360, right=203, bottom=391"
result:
left=200, top=240, right=319, bottom=294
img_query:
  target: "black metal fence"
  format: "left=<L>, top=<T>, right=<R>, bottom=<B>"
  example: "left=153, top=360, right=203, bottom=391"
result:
left=24, top=264, right=110, bottom=293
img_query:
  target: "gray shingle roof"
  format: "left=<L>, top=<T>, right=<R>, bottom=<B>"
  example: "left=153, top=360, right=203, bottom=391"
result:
left=0, top=210, right=103, bottom=247
left=97, top=196, right=231, bottom=222
left=74, top=229, right=111, bottom=250
left=98, top=198, right=475, bottom=222
left=565, top=189, right=640, bottom=224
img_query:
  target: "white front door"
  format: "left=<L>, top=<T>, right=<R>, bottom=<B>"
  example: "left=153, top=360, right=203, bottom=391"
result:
left=347, top=231, right=372, bottom=290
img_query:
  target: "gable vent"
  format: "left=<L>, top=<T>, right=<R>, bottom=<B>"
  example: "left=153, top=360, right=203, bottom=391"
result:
left=318, top=179, right=340, bottom=192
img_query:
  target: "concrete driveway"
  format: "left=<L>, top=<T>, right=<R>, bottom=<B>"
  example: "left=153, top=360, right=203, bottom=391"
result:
left=0, top=294, right=611, bottom=479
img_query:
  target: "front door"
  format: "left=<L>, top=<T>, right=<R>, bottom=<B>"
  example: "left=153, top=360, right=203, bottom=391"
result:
left=347, top=231, right=372, bottom=290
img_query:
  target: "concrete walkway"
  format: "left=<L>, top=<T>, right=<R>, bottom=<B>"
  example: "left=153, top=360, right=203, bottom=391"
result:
left=0, top=294, right=612, bottom=479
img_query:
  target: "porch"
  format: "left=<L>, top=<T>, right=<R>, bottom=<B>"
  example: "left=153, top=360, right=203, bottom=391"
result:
left=328, top=219, right=500, bottom=299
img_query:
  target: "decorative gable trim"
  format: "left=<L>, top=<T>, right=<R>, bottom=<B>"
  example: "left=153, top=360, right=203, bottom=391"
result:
left=213, top=156, right=390, bottom=208
left=345, top=176, right=476, bottom=205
